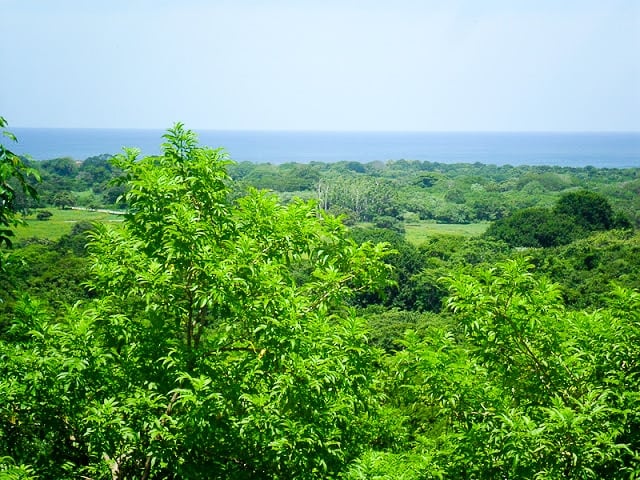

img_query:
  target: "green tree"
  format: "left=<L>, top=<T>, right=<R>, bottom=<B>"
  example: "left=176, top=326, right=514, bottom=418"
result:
left=35, top=210, right=52, bottom=221
left=485, top=207, right=580, bottom=248
left=78, top=153, right=116, bottom=188
left=553, top=189, right=615, bottom=231
left=529, top=229, right=640, bottom=308
left=39, top=157, right=78, bottom=177
left=0, top=124, right=393, bottom=479
left=359, top=258, right=640, bottom=479
left=0, top=117, right=39, bottom=256
left=52, top=191, right=76, bottom=209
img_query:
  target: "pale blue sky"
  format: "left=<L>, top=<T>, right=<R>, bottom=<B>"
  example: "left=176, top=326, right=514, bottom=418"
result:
left=2, top=0, right=639, bottom=131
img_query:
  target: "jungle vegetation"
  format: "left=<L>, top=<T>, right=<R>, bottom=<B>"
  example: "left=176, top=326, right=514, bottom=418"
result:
left=1, top=123, right=639, bottom=479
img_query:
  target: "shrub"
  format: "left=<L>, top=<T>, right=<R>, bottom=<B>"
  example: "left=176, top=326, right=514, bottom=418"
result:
left=35, top=210, right=52, bottom=221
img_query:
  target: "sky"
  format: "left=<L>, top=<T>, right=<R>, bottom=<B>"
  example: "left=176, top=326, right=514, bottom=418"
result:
left=2, top=0, right=639, bottom=131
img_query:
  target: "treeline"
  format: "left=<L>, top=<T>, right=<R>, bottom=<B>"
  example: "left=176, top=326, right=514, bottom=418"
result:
left=225, top=159, right=640, bottom=226
left=13, top=154, right=125, bottom=210
left=14, top=152, right=640, bottom=227
left=2, top=125, right=640, bottom=478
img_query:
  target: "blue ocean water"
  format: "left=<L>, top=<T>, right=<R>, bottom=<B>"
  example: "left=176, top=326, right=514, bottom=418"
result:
left=6, top=128, right=640, bottom=168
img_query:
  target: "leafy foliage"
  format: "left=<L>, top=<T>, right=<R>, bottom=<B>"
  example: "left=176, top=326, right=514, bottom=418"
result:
left=485, top=190, right=630, bottom=248
left=1, top=124, right=393, bottom=478
left=485, top=207, right=580, bottom=247
left=362, top=259, right=640, bottom=478
left=0, top=117, right=39, bottom=259
left=530, top=229, right=640, bottom=308
left=3, top=123, right=640, bottom=478
left=553, top=189, right=616, bottom=231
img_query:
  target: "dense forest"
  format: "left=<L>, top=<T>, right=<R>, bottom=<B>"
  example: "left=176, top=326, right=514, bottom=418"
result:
left=2, top=121, right=640, bottom=479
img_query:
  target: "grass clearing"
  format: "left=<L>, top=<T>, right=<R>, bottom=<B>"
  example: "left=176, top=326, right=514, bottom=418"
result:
left=14, top=211, right=487, bottom=245
left=404, top=221, right=488, bottom=245
left=13, top=209, right=123, bottom=241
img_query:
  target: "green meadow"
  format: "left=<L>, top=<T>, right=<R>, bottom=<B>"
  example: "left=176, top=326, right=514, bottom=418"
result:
left=13, top=209, right=123, bottom=241
left=404, top=221, right=488, bottom=244
left=14, top=209, right=487, bottom=245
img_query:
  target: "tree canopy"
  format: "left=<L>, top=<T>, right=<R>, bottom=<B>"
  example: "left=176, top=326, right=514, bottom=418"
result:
left=554, top=189, right=614, bottom=230
left=0, top=117, right=39, bottom=255
left=0, top=124, right=395, bottom=479
left=2, top=124, right=640, bottom=479
left=485, top=190, right=630, bottom=248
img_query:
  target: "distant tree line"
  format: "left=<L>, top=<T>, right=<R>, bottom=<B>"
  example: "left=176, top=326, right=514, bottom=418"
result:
left=11, top=153, right=640, bottom=230
left=485, top=189, right=632, bottom=248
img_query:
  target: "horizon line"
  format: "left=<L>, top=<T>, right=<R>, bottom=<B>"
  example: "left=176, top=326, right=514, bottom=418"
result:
left=9, top=126, right=640, bottom=135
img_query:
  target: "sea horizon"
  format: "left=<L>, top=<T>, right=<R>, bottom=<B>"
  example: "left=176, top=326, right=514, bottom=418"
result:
left=5, top=128, right=640, bottom=168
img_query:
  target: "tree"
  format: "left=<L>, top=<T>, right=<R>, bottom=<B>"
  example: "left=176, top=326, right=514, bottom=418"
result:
left=356, top=258, right=640, bottom=479
left=52, top=191, right=76, bottom=209
left=553, top=189, right=615, bottom=231
left=35, top=210, right=52, bottom=221
left=485, top=190, right=632, bottom=249
left=485, top=207, right=581, bottom=248
left=78, top=154, right=116, bottom=188
left=40, top=157, right=78, bottom=177
left=0, top=117, right=39, bottom=257
left=319, top=174, right=400, bottom=222
left=0, top=124, right=393, bottom=478
left=529, top=229, right=640, bottom=308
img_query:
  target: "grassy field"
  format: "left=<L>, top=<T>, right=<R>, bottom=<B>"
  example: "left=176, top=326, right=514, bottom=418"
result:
left=13, top=210, right=487, bottom=245
left=13, top=209, right=124, bottom=241
left=404, top=221, right=488, bottom=245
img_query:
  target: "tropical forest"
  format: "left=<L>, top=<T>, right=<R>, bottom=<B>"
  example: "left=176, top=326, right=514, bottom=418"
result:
left=2, top=119, right=640, bottom=479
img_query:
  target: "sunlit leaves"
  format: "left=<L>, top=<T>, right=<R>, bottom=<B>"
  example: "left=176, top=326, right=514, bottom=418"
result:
left=80, top=124, right=393, bottom=477
left=0, top=117, right=39, bottom=261
left=368, top=258, right=640, bottom=478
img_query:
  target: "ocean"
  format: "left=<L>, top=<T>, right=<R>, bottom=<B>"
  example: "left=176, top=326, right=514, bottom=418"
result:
left=6, top=129, right=640, bottom=168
